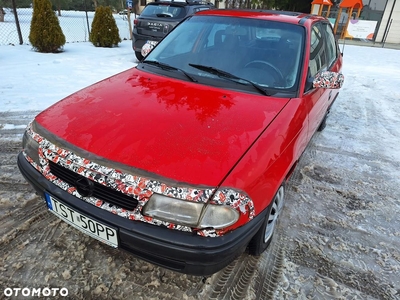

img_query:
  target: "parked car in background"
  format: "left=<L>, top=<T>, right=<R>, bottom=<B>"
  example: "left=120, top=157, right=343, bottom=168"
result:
left=18, top=9, right=343, bottom=276
left=119, top=9, right=129, bottom=15
left=132, top=0, right=214, bottom=60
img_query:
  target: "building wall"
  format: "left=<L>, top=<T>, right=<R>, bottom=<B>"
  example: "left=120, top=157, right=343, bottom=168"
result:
left=365, top=0, right=386, bottom=11
left=375, top=0, right=400, bottom=43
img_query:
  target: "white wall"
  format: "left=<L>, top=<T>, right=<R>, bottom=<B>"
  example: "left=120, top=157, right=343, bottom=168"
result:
left=376, top=0, right=400, bottom=43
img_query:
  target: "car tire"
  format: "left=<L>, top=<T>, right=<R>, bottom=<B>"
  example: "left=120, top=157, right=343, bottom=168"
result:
left=318, top=113, right=328, bottom=131
left=135, top=51, right=144, bottom=61
left=248, top=185, right=285, bottom=256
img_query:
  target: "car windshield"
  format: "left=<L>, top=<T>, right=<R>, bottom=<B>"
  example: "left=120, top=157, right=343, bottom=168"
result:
left=140, top=3, right=186, bottom=19
left=144, top=15, right=305, bottom=93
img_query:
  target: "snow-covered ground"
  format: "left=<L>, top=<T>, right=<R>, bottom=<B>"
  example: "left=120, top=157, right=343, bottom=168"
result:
left=1, top=41, right=137, bottom=113
left=0, top=41, right=399, bottom=299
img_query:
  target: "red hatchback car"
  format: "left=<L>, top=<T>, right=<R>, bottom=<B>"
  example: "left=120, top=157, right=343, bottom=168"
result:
left=18, top=9, right=343, bottom=276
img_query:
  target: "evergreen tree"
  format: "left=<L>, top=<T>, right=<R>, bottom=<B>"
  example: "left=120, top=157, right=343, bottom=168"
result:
left=90, top=6, right=121, bottom=47
left=29, top=0, right=66, bottom=52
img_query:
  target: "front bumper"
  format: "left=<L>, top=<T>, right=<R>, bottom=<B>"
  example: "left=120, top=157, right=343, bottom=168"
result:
left=17, top=152, right=266, bottom=276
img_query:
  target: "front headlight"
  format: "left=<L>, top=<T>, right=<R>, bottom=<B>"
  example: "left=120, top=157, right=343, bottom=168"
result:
left=142, top=193, right=239, bottom=229
left=143, top=193, right=203, bottom=226
left=199, top=205, right=239, bottom=228
left=22, top=130, right=40, bottom=165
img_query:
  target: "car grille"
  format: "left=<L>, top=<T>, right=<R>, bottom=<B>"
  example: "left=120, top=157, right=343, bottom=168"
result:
left=48, top=161, right=138, bottom=211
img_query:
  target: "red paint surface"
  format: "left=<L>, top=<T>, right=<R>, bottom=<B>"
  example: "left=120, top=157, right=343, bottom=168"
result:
left=34, top=11, right=343, bottom=221
left=35, top=69, right=289, bottom=187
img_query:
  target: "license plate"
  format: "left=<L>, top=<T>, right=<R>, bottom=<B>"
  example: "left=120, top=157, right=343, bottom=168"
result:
left=141, top=40, right=158, bottom=57
left=146, top=40, right=158, bottom=46
left=44, top=193, right=118, bottom=248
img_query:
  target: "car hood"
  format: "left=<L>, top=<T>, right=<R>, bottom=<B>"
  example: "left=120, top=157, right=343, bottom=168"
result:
left=34, top=68, right=289, bottom=187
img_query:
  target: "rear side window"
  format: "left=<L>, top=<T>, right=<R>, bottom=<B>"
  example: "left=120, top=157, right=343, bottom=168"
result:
left=141, top=4, right=186, bottom=19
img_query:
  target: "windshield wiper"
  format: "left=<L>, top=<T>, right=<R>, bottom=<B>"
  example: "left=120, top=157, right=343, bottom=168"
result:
left=142, top=60, right=197, bottom=82
left=156, top=13, right=172, bottom=17
left=188, top=63, right=274, bottom=96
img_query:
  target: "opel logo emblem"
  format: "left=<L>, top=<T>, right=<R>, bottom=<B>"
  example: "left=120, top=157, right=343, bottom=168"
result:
left=75, top=177, right=94, bottom=197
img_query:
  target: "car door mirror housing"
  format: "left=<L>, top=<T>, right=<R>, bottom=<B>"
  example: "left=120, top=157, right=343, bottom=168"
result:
left=313, top=71, right=344, bottom=89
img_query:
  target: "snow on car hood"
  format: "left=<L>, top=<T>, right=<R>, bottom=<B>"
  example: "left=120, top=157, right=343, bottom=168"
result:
left=34, top=68, right=289, bottom=187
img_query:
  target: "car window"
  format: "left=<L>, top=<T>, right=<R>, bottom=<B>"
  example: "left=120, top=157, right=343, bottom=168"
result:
left=322, top=22, right=337, bottom=68
left=205, top=23, right=232, bottom=47
left=152, top=20, right=202, bottom=57
left=141, top=4, right=186, bottom=19
left=146, top=16, right=305, bottom=94
left=255, top=28, right=281, bottom=41
left=309, top=23, right=327, bottom=77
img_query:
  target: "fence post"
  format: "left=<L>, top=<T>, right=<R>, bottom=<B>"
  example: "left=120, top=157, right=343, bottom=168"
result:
left=84, top=0, right=91, bottom=39
left=12, top=0, right=23, bottom=44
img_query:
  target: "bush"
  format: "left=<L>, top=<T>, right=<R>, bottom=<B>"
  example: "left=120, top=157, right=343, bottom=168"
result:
left=90, top=6, right=121, bottom=48
left=29, top=0, right=66, bottom=53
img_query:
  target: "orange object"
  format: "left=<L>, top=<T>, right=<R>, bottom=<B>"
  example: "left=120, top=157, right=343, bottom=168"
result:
left=337, top=0, right=364, bottom=38
left=339, top=0, right=363, bottom=8
left=311, top=0, right=333, bottom=16
left=311, top=0, right=333, bottom=5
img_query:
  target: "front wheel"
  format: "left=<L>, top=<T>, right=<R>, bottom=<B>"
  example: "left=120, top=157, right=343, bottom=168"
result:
left=248, top=185, right=285, bottom=256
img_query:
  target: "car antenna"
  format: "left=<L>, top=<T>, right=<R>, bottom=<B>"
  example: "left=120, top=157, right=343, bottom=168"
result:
left=341, top=36, right=346, bottom=57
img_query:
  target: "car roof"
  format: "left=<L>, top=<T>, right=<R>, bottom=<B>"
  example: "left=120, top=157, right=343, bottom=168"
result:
left=194, top=9, right=327, bottom=26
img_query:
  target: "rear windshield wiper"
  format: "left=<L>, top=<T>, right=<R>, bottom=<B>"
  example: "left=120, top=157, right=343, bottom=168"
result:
left=188, top=63, right=274, bottom=96
left=156, top=13, right=172, bottom=17
left=142, top=60, right=197, bottom=82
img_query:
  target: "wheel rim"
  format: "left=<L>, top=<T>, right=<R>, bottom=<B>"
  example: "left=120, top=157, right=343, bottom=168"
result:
left=264, top=186, right=285, bottom=243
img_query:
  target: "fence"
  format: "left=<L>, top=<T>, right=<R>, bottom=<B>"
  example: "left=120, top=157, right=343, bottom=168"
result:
left=0, top=8, right=133, bottom=46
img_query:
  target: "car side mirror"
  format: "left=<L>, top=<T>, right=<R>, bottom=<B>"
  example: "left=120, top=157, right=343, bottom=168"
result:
left=313, top=71, right=344, bottom=89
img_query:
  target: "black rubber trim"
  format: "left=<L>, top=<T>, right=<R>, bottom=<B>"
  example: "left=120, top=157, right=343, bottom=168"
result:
left=17, top=152, right=266, bottom=276
left=298, top=15, right=312, bottom=25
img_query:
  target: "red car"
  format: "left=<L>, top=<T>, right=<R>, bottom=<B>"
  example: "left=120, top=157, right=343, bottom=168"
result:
left=18, top=9, right=343, bottom=276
